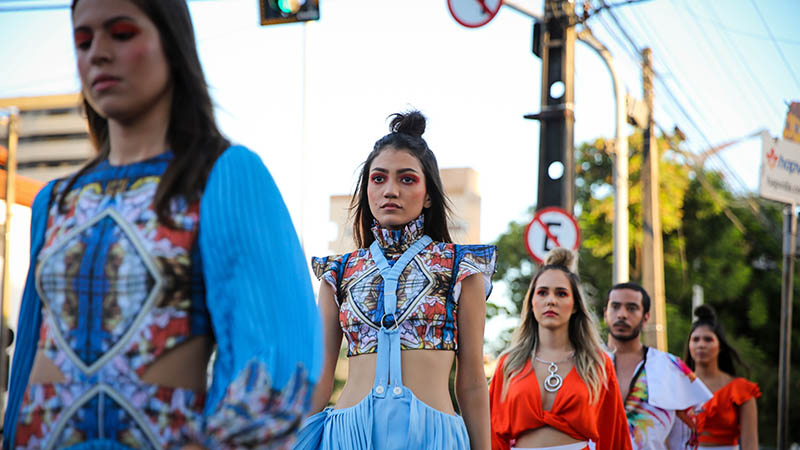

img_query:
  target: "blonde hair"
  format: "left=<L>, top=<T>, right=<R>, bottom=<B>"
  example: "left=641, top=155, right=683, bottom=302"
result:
left=497, top=248, right=608, bottom=403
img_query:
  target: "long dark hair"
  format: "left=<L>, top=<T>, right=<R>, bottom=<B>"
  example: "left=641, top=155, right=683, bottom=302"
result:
left=62, top=0, right=229, bottom=226
left=684, top=304, right=748, bottom=376
left=350, top=110, right=452, bottom=247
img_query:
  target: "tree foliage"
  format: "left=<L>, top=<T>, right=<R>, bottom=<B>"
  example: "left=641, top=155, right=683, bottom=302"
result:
left=488, top=130, right=800, bottom=446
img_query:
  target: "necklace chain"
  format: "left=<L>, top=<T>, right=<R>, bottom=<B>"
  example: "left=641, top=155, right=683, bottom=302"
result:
left=533, top=352, right=574, bottom=393
left=534, top=352, right=575, bottom=365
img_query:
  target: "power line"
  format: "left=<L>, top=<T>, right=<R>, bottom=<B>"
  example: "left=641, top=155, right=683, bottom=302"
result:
left=749, top=0, right=800, bottom=92
left=683, top=5, right=800, bottom=47
left=591, top=0, right=779, bottom=234
left=699, top=1, right=779, bottom=125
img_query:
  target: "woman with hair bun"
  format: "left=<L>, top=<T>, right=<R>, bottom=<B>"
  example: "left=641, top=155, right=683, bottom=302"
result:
left=295, top=110, right=497, bottom=449
left=683, top=305, right=759, bottom=450
left=489, top=248, right=631, bottom=450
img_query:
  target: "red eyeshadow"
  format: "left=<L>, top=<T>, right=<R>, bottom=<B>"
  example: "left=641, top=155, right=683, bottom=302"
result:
left=109, top=22, right=140, bottom=36
left=74, top=30, right=92, bottom=47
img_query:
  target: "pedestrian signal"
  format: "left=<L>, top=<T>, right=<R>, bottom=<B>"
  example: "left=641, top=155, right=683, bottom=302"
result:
left=260, top=0, right=319, bottom=26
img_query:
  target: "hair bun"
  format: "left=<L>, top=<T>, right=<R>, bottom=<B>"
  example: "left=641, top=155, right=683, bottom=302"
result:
left=389, top=110, right=426, bottom=138
left=544, top=247, right=577, bottom=273
left=694, top=304, right=717, bottom=324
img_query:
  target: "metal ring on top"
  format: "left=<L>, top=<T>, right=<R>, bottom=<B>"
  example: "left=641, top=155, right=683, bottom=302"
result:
left=380, top=313, right=397, bottom=329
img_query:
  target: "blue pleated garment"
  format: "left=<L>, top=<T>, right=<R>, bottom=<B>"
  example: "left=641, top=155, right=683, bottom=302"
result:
left=294, top=236, right=471, bottom=450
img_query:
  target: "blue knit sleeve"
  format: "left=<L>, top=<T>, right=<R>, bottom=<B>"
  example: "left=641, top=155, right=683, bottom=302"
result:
left=197, top=146, right=321, bottom=448
left=3, top=181, right=54, bottom=448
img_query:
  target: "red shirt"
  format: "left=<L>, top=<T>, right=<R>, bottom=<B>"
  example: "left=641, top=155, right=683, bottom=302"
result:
left=489, top=352, right=631, bottom=450
left=696, top=377, right=760, bottom=445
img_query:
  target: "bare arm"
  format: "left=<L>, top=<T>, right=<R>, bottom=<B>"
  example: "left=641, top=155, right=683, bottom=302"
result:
left=455, top=274, right=490, bottom=450
left=739, top=397, right=759, bottom=450
left=309, top=282, right=343, bottom=414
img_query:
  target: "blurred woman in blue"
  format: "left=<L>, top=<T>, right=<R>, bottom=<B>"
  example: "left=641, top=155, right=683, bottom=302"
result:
left=3, top=0, right=320, bottom=448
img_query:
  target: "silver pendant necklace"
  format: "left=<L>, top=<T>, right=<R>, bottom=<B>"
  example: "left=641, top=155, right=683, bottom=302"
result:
left=534, top=352, right=575, bottom=393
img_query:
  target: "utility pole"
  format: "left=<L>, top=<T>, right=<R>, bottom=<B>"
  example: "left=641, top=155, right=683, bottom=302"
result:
left=526, top=0, right=576, bottom=212
left=640, top=48, right=667, bottom=351
left=778, top=205, right=795, bottom=450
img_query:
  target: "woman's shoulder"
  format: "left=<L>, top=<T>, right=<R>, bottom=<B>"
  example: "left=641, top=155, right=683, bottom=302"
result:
left=726, top=377, right=761, bottom=402
left=212, top=145, right=261, bottom=170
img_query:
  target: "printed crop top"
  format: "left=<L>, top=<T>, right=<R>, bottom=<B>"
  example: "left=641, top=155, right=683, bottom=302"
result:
left=312, top=215, right=496, bottom=356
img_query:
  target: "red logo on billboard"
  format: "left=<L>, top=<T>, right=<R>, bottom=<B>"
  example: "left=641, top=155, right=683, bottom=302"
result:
left=767, top=147, right=778, bottom=169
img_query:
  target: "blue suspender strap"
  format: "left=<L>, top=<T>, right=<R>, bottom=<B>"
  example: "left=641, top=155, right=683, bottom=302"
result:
left=369, top=235, right=432, bottom=398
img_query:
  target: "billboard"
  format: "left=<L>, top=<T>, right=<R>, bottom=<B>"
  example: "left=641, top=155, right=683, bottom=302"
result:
left=759, top=131, right=800, bottom=204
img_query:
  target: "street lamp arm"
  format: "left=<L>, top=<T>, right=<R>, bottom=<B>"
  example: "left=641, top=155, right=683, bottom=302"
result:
left=577, top=26, right=630, bottom=284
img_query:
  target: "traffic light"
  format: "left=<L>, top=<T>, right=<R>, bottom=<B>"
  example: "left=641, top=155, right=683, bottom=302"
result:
left=260, top=0, right=319, bottom=26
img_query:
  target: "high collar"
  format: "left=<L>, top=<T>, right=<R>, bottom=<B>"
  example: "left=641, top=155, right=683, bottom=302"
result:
left=371, top=214, right=426, bottom=254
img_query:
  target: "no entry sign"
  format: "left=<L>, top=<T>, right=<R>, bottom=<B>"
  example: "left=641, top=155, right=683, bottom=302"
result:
left=447, top=0, right=502, bottom=28
left=524, top=207, right=581, bottom=264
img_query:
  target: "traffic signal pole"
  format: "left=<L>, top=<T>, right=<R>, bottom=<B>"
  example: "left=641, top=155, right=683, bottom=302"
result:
left=526, top=0, right=576, bottom=212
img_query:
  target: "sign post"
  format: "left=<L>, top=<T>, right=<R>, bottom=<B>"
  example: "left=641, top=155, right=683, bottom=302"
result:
left=524, top=207, right=580, bottom=264
left=759, top=131, right=795, bottom=450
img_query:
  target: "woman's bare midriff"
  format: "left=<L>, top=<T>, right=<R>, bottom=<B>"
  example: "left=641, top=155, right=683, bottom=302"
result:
left=334, top=349, right=456, bottom=415
left=515, top=427, right=584, bottom=448
left=28, top=336, right=213, bottom=392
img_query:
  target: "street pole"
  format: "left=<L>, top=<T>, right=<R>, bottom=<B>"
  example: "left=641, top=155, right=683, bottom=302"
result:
left=1, top=107, right=19, bottom=426
left=526, top=0, right=576, bottom=212
left=640, top=48, right=667, bottom=351
left=777, top=204, right=795, bottom=450
left=576, top=28, right=628, bottom=284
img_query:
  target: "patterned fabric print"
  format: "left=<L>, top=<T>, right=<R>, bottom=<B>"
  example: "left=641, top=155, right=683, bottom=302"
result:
left=17, top=155, right=211, bottom=449
left=192, top=361, right=309, bottom=449
left=15, top=381, right=204, bottom=449
left=311, top=215, right=496, bottom=356
left=624, top=368, right=672, bottom=450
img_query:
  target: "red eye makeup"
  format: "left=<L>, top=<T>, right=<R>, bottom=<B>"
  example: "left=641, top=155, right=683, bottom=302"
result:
left=401, top=174, right=420, bottom=184
left=370, top=173, right=386, bottom=184
left=109, top=22, right=140, bottom=39
left=74, top=30, right=93, bottom=49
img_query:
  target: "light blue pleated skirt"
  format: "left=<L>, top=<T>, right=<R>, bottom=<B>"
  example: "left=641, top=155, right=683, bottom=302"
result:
left=293, top=386, right=470, bottom=450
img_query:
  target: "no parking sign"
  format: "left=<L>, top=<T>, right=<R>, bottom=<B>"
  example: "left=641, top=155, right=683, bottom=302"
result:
left=524, top=207, right=581, bottom=265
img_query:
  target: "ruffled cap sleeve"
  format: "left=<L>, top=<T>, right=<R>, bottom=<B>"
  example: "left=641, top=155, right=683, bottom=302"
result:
left=312, top=253, right=345, bottom=283
left=455, top=244, right=497, bottom=298
left=730, top=378, right=761, bottom=406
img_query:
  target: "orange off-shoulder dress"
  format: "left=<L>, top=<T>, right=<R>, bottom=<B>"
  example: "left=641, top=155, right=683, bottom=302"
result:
left=695, top=378, right=760, bottom=446
left=489, top=352, right=632, bottom=450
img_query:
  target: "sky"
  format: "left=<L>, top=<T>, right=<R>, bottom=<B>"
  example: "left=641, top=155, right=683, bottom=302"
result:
left=1, top=0, right=799, bottom=333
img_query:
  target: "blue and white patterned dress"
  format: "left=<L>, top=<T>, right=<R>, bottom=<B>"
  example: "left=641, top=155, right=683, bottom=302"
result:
left=4, top=146, right=321, bottom=449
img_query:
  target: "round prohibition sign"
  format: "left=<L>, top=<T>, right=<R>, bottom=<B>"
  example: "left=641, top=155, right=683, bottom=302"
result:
left=523, top=207, right=581, bottom=265
left=447, top=0, right=503, bottom=28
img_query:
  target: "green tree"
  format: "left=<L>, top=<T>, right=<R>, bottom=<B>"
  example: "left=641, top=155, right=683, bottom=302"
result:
left=488, top=130, right=800, bottom=446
